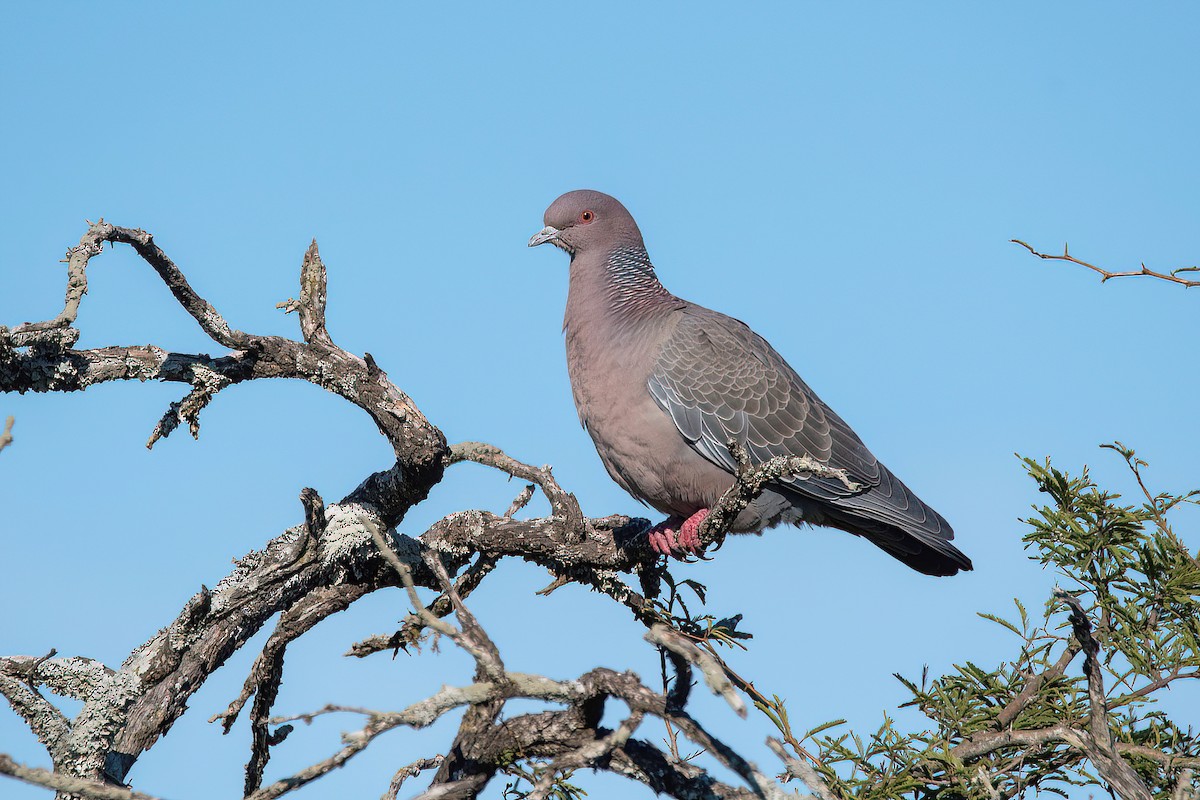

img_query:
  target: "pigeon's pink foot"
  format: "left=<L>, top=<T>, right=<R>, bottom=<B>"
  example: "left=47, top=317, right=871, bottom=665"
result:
left=646, top=510, right=711, bottom=559
left=647, top=516, right=684, bottom=556
left=676, top=508, right=711, bottom=556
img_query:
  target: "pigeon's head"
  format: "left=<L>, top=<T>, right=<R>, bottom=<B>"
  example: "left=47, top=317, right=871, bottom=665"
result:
left=528, top=190, right=643, bottom=257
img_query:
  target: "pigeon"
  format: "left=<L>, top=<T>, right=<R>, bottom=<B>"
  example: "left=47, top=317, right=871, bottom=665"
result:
left=529, top=190, right=971, bottom=576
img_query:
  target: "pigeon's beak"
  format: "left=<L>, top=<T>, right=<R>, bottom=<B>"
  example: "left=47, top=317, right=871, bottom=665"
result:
left=527, top=226, right=561, bottom=248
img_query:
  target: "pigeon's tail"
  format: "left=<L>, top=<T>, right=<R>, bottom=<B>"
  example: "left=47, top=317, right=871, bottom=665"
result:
left=823, top=510, right=973, bottom=576
left=784, top=464, right=973, bottom=577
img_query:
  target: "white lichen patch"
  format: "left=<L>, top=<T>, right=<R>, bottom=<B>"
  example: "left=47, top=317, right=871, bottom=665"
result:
left=319, top=502, right=384, bottom=565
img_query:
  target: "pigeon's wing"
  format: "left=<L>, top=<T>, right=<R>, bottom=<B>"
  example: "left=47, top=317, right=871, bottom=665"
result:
left=647, top=306, right=882, bottom=501
left=648, top=306, right=970, bottom=575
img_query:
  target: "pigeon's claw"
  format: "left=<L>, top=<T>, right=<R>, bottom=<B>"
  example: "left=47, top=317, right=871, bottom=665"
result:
left=647, top=528, right=677, bottom=557
left=645, top=511, right=711, bottom=560
left=646, top=516, right=685, bottom=558
left=676, top=508, right=711, bottom=557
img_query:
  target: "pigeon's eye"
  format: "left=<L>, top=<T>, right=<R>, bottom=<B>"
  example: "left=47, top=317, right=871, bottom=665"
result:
left=580, top=210, right=595, bottom=223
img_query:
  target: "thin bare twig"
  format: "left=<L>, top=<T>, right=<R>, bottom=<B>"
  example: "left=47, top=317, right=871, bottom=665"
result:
left=346, top=554, right=499, bottom=658
left=766, top=738, right=833, bottom=800
left=647, top=625, right=745, bottom=718
left=374, top=536, right=456, bottom=640
left=383, top=755, right=446, bottom=800
left=250, top=681, right=515, bottom=800
left=529, top=712, right=645, bottom=800
left=255, top=670, right=603, bottom=800
left=1012, top=240, right=1200, bottom=289
left=23, top=648, right=58, bottom=687
left=992, top=638, right=1082, bottom=730
left=369, top=520, right=510, bottom=685
left=423, top=553, right=506, bottom=681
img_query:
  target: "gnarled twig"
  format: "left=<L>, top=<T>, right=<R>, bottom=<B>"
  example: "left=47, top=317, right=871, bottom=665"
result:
left=1012, top=240, right=1200, bottom=289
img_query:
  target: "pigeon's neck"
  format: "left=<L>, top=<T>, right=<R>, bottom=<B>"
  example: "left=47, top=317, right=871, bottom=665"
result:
left=564, top=244, right=686, bottom=407
left=566, top=245, right=675, bottom=325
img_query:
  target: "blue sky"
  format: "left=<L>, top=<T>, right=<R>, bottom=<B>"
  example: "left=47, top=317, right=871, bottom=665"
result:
left=2, top=4, right=1198, bottom=798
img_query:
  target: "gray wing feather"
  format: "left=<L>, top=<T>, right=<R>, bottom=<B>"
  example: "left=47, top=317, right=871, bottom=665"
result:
left=648, top=305, right=970, bottom=575
left=648, top=307, right=882, bottom=500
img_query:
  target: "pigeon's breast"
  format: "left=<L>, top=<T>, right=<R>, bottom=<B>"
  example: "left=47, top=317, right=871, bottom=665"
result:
left=564, top=312, right=773, bottom=526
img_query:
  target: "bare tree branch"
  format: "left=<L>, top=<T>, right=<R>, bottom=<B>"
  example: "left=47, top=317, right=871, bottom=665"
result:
left=383, top=755, right=446, bottom=800
left=449, top=441, right=587, bottom=541
left=1056, top=590, right=1154, bottom=800
left=991, top=637, right=1081, bottom=731
left=211, top=583, right=370, bottom=734
left=1, top=223, right=449, bottom=788
left=1012, top=240, right=1200, bottom=289
left=0, top=674, right=71, bottom=759
left=7, top=219, right=108, bottom=337
left=647, top=625, right=745, bottom=718
left=529, top=711, right=645, bottom=800
left=3, top=224, right=448, bottom=523
left=0, top=753, right=163, bottom=800
left=765, top=738, right=832, bottom=800
left=0, top=655, right=114, bottom=703
left=275, top=239, right=334, bottom=347
left=344, top=558, right=500, bottom=661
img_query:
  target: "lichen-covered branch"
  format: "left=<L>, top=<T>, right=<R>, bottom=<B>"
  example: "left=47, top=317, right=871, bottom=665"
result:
left=383, top=755, right=446, bottom=800
left=0, top=673, right=71, bottom=760
left=0, top=655, right=114, bottom=703
left=697, top=440, right=860, bottom=549
left=0, top=218, right=692, bottom=799
left=527, top=711, right=645, bottom=800
left=449, top=441, right=587, bottom=541
left=0, top=754, right=163, bottom=800
left=1, top=222, right=451, bottom=789
left=276, top=240, right=334, bottom=347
